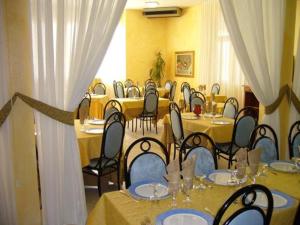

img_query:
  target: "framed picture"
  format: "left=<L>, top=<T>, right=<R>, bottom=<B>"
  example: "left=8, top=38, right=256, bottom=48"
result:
left=175, top=51, right=194, bottom=77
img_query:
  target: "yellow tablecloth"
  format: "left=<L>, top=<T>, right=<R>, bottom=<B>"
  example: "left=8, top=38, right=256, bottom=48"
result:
left=116, top=97, right=170, bottom=121
left=90, top=94, right=109, bottom=119
left=206, top=95, right=227, bottom=103
left=75, top=120, right=103, bottom=167
left=87, top=170, right=300, bottom=225
left=162, top=113, right=234, bottom=146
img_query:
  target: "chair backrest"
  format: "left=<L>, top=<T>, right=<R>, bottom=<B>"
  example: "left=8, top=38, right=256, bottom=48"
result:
left=93, top=82, right=106, bottom=95
left=124, top=79, right=133, bottom=88
left=232, top=107, right=258, bottom=148
left=143, top=90, right=159, bottom=115
left=180, top=82, right=190, bottom=92
left=213, top=184, right=273, bottom=225
left=103, top=100, right=122, bottom=120
left=113, top=80, right=118, bottom=98
left=145, top=78, right=154, bottom=86
left=99, top=112, right=126, bottom=168
left=223, top=97, right=239, bottom=119
left=211, top=83, right=220, bottom=95
left=250, top=124, right=279, bottom=163
left=189, top=91, right=205, bottom=112
left=124, top=137, right=169, bottom=187
left=116, top=81, right=125, bottom=98
left=183, top=85, right=191, bottom=109
left=126, top=85, right=141, bottom=98
left=180, top=132, right=217, bottom=176
left=165, top=80, right=172, bottom=90
left=169, top=102, right=184, bottom=145
left=77, top=96, right=91, bottom=119
left=169, top=81, right=177, bottom=101
left=288, top=120, right=300, bottom=158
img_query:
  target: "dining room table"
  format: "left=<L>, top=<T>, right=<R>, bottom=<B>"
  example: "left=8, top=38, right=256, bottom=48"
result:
left=89, top=94, right=110, bottom=119
left=86, top=167, right=300, bottom=225
left=162, top=112, right=234, bottom=152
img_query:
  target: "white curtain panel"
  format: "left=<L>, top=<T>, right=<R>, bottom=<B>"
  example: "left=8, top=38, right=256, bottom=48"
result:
left=0, top=0, right=17, bottom=224
left=198, top=0, right=245, bottom=106
left=220, top=0, right=286, bottom=152
left=290, top=33, right=300, bottom=125
left=30, top=0, right=126, bottom=224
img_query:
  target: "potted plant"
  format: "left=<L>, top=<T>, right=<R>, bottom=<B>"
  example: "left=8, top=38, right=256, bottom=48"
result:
left=149, top=51, right=165, bottom=87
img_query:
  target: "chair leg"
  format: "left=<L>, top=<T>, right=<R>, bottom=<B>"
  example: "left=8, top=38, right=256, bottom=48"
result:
left=117, top=167, right=120, bottom=190
left=97, top=175, right=102, bottom=196
left=142, top=119, right=144, bottom=135
left=173, top=144, right=176, bottom=160
left=135, top=118, right=138, bottom=132
left=131, top=120, right=133, bottom=132
left=155, top=117, right=158, bottom=134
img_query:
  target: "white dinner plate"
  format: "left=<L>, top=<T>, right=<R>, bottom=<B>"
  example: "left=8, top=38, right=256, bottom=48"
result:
left=83, top=128, right=103, bottom=134
left=204, top=113, right=222, bottom=118
left=128, top=180, right=169, bottom=200
left=250, top=190, right=294, bottom=208
left=156, top=209, right=213, bottom=225
left=207, top=170, right=247, bottom=186
left=181, top=114, right=199, bottom=120
left=88, top=119, right=105, bottom=125
left=269, top=161, right=298, bottom=173
left=211, top=120, right=232, bottom=125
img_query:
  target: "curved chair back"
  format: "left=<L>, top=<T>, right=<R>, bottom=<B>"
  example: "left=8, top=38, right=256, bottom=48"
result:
left=169, top=81, right=177, bottom=101
left=232, top=107, right=258, bottom=149
left=145, top=82, right=157, bottom=91
left=116, top=81, right=125, bottom=98
left=250, top=124, right=279, bottom=163
left=223, top=97, right=239, bottom=119
left=183, top=85, right=191, bottom=110
left=113, top=80, right=118, bottom=98
left=126, top=85, right=141, bottom=98
left=180, top=132, right=217, bottom=176
left=100, top=112, right=126, bottom=168
left=189, top=91, right=206, bottom=112
left=124, top=137, right=169, bottom=187
left=145, top=78, right=154, bottom=86
left=103, top=100, right=122, bottom=120
left=93, top=82, right=106, bottom=95
left=165, top=80, right=172, bottom=90
left=143, top=90, right=159, bottom=116
left=211, top=83, right=220, bottom=95
left=213, top=184, right=273, bottom=225
left=169, top=102, right=184, bottom=145
left=124, top=79, right=133, bottom=88
left=77, top=95, right=91, bottom=119
left=180, top=82, right=190, bottom=92
left=288, top=120, right=300, bottom=158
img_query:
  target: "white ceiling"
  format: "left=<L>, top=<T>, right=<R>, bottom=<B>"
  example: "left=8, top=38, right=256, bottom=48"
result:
left=126, top=0, right=203, bottom=9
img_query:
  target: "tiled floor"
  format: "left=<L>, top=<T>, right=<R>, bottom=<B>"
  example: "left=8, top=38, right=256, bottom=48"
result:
left=84, top=119, right=229, bottom=213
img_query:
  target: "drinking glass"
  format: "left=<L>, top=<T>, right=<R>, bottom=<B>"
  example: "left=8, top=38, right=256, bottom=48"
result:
left=182, top=177, right=193, bottom=203
left=168, top=181, right=179, bottom=208
left=292, top=157, right=300, bottom=171
left=194, top=175, right=207, bottom=190
left=249, top=163, right=259, bottom=184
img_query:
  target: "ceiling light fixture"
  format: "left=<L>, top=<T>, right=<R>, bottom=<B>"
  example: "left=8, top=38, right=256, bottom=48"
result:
left=145, top=1, right=159, bottom=8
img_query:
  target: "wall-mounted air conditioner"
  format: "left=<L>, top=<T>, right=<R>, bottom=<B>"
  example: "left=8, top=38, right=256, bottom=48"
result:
left=142, top=7, right=182, bottom=18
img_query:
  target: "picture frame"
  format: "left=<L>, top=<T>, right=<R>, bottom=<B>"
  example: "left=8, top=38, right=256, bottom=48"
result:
left=175, top=51, right=194, bottom=77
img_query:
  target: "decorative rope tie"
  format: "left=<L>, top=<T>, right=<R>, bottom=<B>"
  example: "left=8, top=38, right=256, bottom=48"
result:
left=0, top=92, right=74, bottom=127
left=265, top=84, right=290, bottom=114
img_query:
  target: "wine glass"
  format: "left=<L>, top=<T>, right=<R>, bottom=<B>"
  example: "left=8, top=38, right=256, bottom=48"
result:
left=168, top=181, right=179, bottom=208
left=194, top=174, right=207, bottom=190
left=249, top=163, right=259, bottom=184
left=182, top=177, right=193, bottom=204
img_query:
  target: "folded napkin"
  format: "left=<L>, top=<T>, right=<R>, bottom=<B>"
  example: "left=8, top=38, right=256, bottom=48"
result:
left=79, top=105, right=89, bottom=124
left=248, top=148, right=262, bottom=175
left=181, top=154, right=197, bottom=179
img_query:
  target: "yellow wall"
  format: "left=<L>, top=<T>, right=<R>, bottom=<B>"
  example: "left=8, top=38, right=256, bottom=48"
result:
left=294, top=0, right=300, bottom=54
left=126, top=10, right=167, bottom=85
left=4, top=0, right=41, bottom=224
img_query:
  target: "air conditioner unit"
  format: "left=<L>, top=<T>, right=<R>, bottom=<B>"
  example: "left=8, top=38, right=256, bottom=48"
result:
left=143, top=7, right=182, bottom=18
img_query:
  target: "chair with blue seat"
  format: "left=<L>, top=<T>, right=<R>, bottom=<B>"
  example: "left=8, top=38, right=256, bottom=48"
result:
left=169, top=102, right=185, bottom=160
left=93, top=82, right=106, bottom=95
left=116, top=81, right=125, bottom=98
left=189, top=91, right=206, bottom=112
left=169, top=81, right=177, bottom=101
left=124, top=137, right=169, bottom=188
left=82, top=112, right=126, bottom=195
left=223, top=97, right=239, bottom=119
left=103, top=99, right=122, bottom=120
left=126, top=85, right=141, bottom=98
left=216, top=107, right=258, bottom=168
left=249, top=124, right=279, bottom=163
left=124, top=79, right=133, bottom=88
left=179, top=132, right=218, bottom=176
left=288, top=120, right=300, bottom=159
left=211, top=83, right=220, bottom=95
left=76, top=93, right=91, bottom=119
left=165, top=80, right=173, bottom=91
left=181, top=83, right=191, bottom=111
left=213, top=184, right=273, bottom=225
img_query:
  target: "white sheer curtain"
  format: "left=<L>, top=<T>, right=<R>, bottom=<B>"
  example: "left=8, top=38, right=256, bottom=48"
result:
left=30, top=0, right=126, bottom=224
left=0, top=1, right=17, bottom=224
left=220, top=0, right=286, bottom=152
left=199, top=0, right=245, bottom=105
left=290, top=34, right=300, bottom=124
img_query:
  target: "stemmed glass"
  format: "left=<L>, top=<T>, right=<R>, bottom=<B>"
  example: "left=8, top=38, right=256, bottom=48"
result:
left=182, top=177, right=193, bottom=204
left=194, top=174, right=207, bottom=190
left=168, top=181, right=179, bottom=208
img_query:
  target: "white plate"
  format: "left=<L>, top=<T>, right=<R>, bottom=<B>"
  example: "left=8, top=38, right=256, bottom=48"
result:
left=128, top=180, right=169, bottom=200
left=181, top=114, right=199, bottom=120
left=252, top=191, right=287, bottom=208
left=156, top=209, right=213, bottom=225
left=269, top=161, right=298, bottom=173
left=211, top=120, right=232, bottom=125
left=207, top=170, right=247, bottom=186
left=204, top=114, right=222, bottom=118
left=84, top=128, right=103, bottom=134
left=88, top=119, right=105, bottom=125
